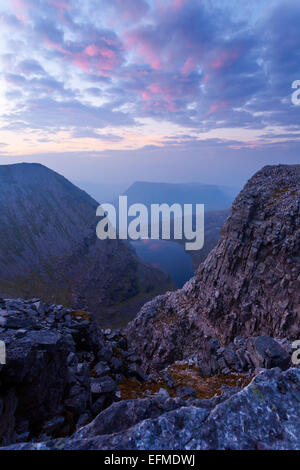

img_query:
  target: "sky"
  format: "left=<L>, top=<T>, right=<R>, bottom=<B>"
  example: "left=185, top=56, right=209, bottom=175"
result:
left=0, top=0, right=299, bottom=197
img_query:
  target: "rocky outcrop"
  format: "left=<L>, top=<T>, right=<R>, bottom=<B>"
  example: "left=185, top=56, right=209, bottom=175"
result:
left=185, top=209, right=230, bottom=270
left=187, top=335, right=291, bottom=377
left=0, top=298, right=147, bottom=446
left=0, top=296, right=299, bottom=450
left=5, top=368, right=300, bottom=450
left=126, top=165, right=300, bottom=373
left=0, top=163, right=174, bottom=328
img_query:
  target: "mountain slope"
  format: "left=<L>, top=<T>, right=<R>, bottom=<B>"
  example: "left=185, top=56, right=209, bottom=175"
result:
left=126, top=165, right=300, bottom=372
left=0, top=163, right=174, bottom=326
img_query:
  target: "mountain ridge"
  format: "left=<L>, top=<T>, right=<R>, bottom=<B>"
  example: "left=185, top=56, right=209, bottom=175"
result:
left=121, top=180, right=237, bottom=211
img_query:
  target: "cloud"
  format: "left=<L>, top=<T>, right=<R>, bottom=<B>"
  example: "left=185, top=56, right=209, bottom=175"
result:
left=113, top=0, right=149, bottom=22
left=71, top=128, right=123, bottom=141
left=17, top=59, right=46, bottom=76
left=3, top=97, right=134, bottom=130
left=1, top=0, right=300, bottom=146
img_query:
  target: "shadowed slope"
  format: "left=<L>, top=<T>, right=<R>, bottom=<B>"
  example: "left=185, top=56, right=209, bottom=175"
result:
left=0, top=163, right=174, bottom=326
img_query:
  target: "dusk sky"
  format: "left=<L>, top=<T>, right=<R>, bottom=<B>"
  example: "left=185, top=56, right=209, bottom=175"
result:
left=0, top=0, right=299, bottom=197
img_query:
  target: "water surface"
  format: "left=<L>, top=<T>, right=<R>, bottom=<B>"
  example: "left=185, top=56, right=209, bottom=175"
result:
left=131, top=239, right=194, bottom=288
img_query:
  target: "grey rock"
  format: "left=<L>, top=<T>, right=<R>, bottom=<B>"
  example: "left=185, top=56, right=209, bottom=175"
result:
left=5, top=317, right=37, bottom=330
left=93, top=361, right=110, bottom=377
left=91, top=396, right=106, bottom=416
left=90, top=377, right=118, bottom=395
left=176, top=386, right=197, bottom=399
left=74, top=395, right=192, bottom=441
left=110, top=357, right=123, bottom=373
left=42, top=416, right=65, bottom=434
left=76, top=413, right=90, bottom=430
left=156, top=388, right=169, bottom=397
left=246, top=336, right=290, bottom=370
left=127, top=363, right=148, bottom=382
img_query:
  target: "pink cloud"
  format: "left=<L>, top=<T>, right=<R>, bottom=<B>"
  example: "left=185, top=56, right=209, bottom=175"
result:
left=12, top=0, right=29, bottom=23
left=142, top=90, right=150, bottom=100
left=173, top=0, right=186, bottom=11
left=72, top=54, right=90, bottom=73
left=210, top=48, right=241, bottom=70
left=115, top=0, right=149, bottom=22
left=101, top=48, right=116, bottom=59
left=141, top=83, right=177, bottom=112
left=125, top=31, right=162, bottom=70
left=72, top=50, right=118, bottom=74
left=229, top=140, right=264, bottom=150
left=48, top=0, right=71, bottom=23
left=50, top=0, right=70, bottom=11
left=154, top=0, right=186, bottom=14
left=85, top=45, right=99, bottom=57
left=211, top=59, right=223, bottom=69
left=207, top=101, right=228, bottom=115
left=181, top=57, right=196, bottom=76
left=44, top=38, right=70, bottom=55
left=44, top=38, right=120, bottom=76
left=84, top=45, right=115, bottom=59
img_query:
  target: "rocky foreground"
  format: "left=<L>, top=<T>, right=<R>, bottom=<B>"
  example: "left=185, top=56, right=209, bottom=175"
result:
left=0, top=297, right=148, bottom=445
left=0, top=296, right=299, bottom=450
left=0, top=164, right=299, bottom=450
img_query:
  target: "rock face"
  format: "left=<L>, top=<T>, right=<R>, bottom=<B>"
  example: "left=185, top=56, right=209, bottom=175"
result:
left=6, top=368, right=300, bottom=450
left=186, top=209, right=230, bottom=270
left=0, top=298, right=147, bottom=445
left=0, top=163, right=174, bottom=327
left=126, top=165, right=300, bottom=373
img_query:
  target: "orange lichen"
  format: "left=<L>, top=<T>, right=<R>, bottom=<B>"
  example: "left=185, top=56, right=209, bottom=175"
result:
left=71, top=310, right=91, bottom=322
left=168, top=363, right=253, bottom=399
left=120, top=364, right=253, bottom=401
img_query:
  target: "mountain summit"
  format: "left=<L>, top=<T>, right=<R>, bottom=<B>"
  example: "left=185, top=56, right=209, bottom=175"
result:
left=123, top=181, right=236, bottom=211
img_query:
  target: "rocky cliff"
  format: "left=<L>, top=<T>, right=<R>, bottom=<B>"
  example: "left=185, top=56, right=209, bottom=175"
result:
left=126, top=165, right=300, bottom=373
left=0, top=163, right=173, bottom=327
